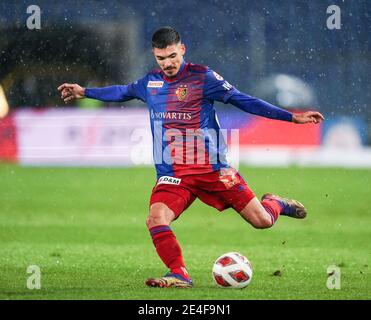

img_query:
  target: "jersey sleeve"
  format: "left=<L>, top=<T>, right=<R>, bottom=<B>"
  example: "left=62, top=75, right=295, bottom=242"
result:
left=203, top=68, right=240, bottom=103
left=228, top=92, right=293, bottom=122
left=85, top=75, right=147, bottom=103
left=204, top=68, right=292, bottom=122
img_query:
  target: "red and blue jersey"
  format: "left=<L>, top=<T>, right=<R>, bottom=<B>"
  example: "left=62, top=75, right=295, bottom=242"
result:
left=85, top=61, right=293, bottom=178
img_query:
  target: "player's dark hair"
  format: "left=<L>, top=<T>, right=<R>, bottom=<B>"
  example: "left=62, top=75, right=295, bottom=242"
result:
left=152, top=27, right=181, bottom=49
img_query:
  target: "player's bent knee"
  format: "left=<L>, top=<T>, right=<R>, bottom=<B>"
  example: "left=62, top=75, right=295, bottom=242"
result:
left=146, top=212, right=166, bottom=228
left=251, top=215, right=273, bottom=229
left=146, top=203, right=175, bottom=228
left=239, top=198, right=273, bottom=229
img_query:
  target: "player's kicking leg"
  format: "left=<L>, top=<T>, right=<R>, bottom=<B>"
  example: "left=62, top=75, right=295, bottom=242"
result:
left=261, top=193, right=307, bottom=219
left=239, top=194, right=307, bottom=229
left=145, top=202, right=193, bottom=288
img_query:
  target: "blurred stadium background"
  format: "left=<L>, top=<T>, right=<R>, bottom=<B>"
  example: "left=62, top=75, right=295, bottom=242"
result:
left=0, top=0, right=371, bottom=300
left=0, top=0, right=370, bottom=167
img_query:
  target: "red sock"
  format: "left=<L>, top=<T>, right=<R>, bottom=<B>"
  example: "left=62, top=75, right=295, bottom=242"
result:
left=149, top=225, right=190, bottom=280
left=261, top=199, right=284, bottom=225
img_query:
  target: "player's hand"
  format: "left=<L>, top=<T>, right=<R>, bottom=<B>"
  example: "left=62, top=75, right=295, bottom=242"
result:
left=57, top=83, right=86, bottom=103
left=292, top=111, right=325, bottom=124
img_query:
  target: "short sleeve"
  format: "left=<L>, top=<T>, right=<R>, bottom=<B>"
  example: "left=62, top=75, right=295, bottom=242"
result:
left=203, top=69, right=239, bottom=103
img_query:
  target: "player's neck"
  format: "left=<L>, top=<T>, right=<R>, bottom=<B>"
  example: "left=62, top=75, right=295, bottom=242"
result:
left=163, top=60, right=186, bottom=81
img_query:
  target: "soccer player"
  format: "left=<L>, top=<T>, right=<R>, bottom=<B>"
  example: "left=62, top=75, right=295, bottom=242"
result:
left=58, top=26, right=324, bottom=288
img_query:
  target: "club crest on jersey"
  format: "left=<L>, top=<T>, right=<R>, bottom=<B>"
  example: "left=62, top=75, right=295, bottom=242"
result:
left=157, top=176, right=182, bottom=185
left=175, top=85, right=187, bottom=101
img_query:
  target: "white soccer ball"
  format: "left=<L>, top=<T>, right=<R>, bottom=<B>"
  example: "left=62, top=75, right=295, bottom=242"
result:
left=212, top=252, right=253, bottom=288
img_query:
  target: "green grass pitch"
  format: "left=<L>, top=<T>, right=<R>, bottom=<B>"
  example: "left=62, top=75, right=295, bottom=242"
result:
left=0, top=164, right=370, bottom=300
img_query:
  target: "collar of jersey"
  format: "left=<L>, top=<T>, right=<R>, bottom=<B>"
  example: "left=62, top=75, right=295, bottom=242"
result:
left=162, top=61, right=187, bottom=83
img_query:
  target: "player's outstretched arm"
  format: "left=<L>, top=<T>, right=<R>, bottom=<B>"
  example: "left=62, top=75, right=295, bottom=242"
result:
left=227, top=91, right=325, bottom=124
left=58, top=82, right=146, bottom=103
left=292, top=111, right=325, bottom=124
left=57, top=83, right=85, bottom=103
